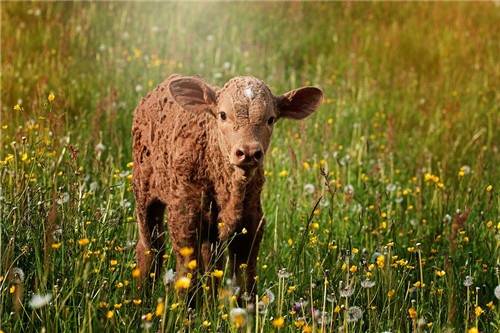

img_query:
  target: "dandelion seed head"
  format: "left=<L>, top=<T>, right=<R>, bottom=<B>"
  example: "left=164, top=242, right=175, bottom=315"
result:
left=11, top=267, right=25, bottom=283
left=29, top=293, right=52, bottom=309
left=347, top=306, right=363, bottom=323
left=463, top=275, right=473, bottom=287
left=494, top=285, right=500, bottom=300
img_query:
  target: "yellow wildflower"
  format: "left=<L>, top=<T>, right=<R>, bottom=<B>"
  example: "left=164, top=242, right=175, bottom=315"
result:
left=179, top=247, right=194, bottom=257
left=110, top=259, right=118, bottom=266
left=48, top=92, right=55, bottom=102
left=133, top=299, right=142, bottom=305
left=78, top=238, right=90, bottom=246
left=474, top=306, right=483, bottom=317
left=186, top=259, right=197, bottom=270
left=486, top=185, right=493, bottom=192
left=155, top=301, right=165, bottom=317
left=468, top=328, right=478, bottom=333
left=106, top=310, right=114, bottom=319
left=175, top=276, right=191, bottom=290
left=212, top=269, right=224, bottom=278
left=376, top=255, right=385, bottom=268
left=272, top=316, right=285, bottom=328
left=408, top=307, right=417, bottom=319
left=132, top=267, right=141, bottom=279
left=436, top=270, right=446, bottom=277
left=279, top=170, right=289, bottom=177
left=51, top=242, right=62, bottom=249
left=13, top=104, right=22, bottom=111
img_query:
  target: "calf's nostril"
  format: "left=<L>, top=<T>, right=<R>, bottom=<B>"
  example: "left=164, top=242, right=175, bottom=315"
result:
left=235, top=149, right=245, bottom=160
left=253, top=150, right=263, bottom=161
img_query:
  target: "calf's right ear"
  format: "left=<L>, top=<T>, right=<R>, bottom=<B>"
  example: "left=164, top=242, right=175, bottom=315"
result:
left=168, top=76, right=217, bottom=114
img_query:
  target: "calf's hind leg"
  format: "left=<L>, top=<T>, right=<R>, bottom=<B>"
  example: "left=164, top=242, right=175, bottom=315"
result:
left=136, top=199, right=166, bottom=281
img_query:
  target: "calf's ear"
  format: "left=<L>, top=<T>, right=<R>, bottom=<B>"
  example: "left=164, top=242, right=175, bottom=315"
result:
left=168, top=76, right=217, bottom=114
left=276, top=86, right=324, bottom=120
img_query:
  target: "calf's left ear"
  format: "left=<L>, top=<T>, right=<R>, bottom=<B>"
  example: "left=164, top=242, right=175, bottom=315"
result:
left=276, top=86, right=324, bottom=120
left=168, top=75, right=217, bottom=114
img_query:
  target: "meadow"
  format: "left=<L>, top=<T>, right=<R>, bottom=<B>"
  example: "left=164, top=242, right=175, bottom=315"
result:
left=1, top=2, right=499, bottom=332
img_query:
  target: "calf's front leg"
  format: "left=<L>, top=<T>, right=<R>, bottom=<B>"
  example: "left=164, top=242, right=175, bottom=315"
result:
left=229, top=204, right=265, bottom=301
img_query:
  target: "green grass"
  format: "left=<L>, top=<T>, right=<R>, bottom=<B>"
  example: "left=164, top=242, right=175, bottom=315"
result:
left=1, top=2, right=499, bottom=332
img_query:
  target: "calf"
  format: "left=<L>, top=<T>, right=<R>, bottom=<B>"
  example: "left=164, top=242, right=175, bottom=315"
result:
left=132, top=74, right=323, bottom=296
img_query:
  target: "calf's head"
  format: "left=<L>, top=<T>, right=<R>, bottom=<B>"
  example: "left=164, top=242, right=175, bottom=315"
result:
left=169, top=75, right=323, bottom=171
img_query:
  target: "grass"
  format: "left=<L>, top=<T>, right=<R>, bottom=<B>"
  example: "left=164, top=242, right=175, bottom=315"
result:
left=1, top=1, right=499, bottom=332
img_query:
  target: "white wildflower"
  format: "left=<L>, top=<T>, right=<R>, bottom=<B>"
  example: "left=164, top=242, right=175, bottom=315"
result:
left=29, top=293, right=52, bottom=309
left=163, top=269, right=175, bottom=285
left=11, top=267, right=25, bottom=282
left=463, top=275, right=473, bottom=287
left=347, top=306, right=363, bottom=323
left=303, top=183, right=316, bottom=194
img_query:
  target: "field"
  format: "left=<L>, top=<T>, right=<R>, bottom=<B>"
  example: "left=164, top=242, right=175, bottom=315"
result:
left=1, top=2, right=499, bottom=332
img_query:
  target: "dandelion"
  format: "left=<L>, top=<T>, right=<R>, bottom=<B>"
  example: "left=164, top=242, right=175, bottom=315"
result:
left=110, top=259, right=118, bottom=266
left=347, top=306, right=363, bottom=323
left=339, top=281, right=353, bottom=298
left=361, top=279, right=375, bottom=289
left=51, top=242, right=62, bottom=249
left=78, top=238, right=90, bottom=246
left=230, top=308, right=247, bottom=328
left=277, top=268, right=291, bottom=279
left=304, top=183, right=315, bottom=194
left=29, top=293, right=52, bottom=309
left=106, top=310, right=114, bottom=319
left=155, top=300, right=165, bottom=317
left=279, top=170, right=289, bottom=177
left=162, top=268, right=175, bottom=285
left=468, top=328, right=479, bottom=333
left=133, top=299, right=142, bottom=305
left=186, top=259, right=197, bottom=270
left=95, top=142, right=106, bottom=153
left=179, top=246, right=194, bottom=257
left=131, top=267, right=141, bottom=279
left=48, top=92, right=55, bottom=102
left=376, top=255, right=385, bottom=268
left=175, top=276, right=191, bottom=290
left=202, top=320, right=211, bottom=327
left=474, top=306, right=483, bottom=317
left=344, top=184, right=354, bottom=195
left=272, top=316, right=285, bottom=328
left=494, top=285, right=500, bottom=300
left=408, top=307, right=417, bottom=319
left=387, top=289, right=395, bottom=299
left=463, top=275, right=473, bottom=287
left=212, top=269, right=224, bottom=279
left=13, top=104, right=22, bottom=111
left=435, top=270, right=446, bottom=277
left=142, top=312, right=153, bottom=321
left=386, top=183, right=397, bottom=192
left=486, top=185, right=492, bottom=192
left=11, top=267, right=25, bottom=282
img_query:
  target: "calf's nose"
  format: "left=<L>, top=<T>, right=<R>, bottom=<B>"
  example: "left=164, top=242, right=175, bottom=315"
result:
left=234, top=142, right=264, bottom=164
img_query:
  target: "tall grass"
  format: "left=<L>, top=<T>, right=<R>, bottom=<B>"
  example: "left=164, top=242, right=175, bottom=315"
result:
left=1, top=2, right=499, bottom=332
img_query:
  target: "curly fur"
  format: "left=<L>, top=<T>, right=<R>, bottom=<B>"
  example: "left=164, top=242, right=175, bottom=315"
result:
left=132, top=74, right=323, bottom=297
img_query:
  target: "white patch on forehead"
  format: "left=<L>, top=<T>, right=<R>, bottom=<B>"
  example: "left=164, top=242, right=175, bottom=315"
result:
left=243, top=86, right=254, bottom=99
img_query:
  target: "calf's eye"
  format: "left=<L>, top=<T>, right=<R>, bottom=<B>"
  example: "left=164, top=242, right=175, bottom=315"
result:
left=267, top=116, right=275, bottom=125
left=219, top=112, right=227, bottom=121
